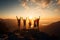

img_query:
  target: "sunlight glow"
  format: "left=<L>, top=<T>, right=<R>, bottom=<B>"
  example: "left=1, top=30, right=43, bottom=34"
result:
left=29, top=16, right=33, bottom=19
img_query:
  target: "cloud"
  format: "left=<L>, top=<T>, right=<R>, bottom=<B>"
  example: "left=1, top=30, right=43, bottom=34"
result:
left=18, top=0, right=51, bottom=8
left=22, top=1, right=28, bottom=9
left=54, top=8, right=60, bottom=14
left=18, top=0, right=30, bottom=10
left=57, top=0, right=60, bottom=5
left=30, top=0, right=51, bottom=8
left=18, top=0, right=60, bottom=12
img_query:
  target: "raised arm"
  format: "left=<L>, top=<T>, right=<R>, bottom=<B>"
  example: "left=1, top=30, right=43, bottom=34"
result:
left=16, top=16, right=18, bottom=20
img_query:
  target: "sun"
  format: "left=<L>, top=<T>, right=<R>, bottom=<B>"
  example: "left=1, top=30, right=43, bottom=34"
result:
left=29, top=16, right=32, bottom=19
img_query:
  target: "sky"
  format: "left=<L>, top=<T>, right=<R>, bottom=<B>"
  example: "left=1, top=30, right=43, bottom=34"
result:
left=0, top=0, right=60, bottom=20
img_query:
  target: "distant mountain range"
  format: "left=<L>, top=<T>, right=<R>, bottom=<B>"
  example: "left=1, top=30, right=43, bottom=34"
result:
left=42, top=21, right=60, bottom=36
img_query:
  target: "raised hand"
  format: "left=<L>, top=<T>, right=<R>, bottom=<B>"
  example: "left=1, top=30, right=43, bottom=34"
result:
left=16, top=16, right=18, bottom=20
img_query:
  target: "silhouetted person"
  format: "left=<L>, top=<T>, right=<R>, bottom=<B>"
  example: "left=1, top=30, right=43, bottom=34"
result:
left=36, top=18, right=39, bottom=27
left=23, top=19, right=26, bottom=29
left=29, top=22, right=31, bottom=28
left=34, top=16, right=40, bottom=30
left=16, top=16, right=20, bottom=30
left=29, top=20, right=31, bottom=28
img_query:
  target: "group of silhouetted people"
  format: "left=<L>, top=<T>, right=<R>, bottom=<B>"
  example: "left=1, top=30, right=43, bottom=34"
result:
left=16, top=16, right=40, bottom=30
